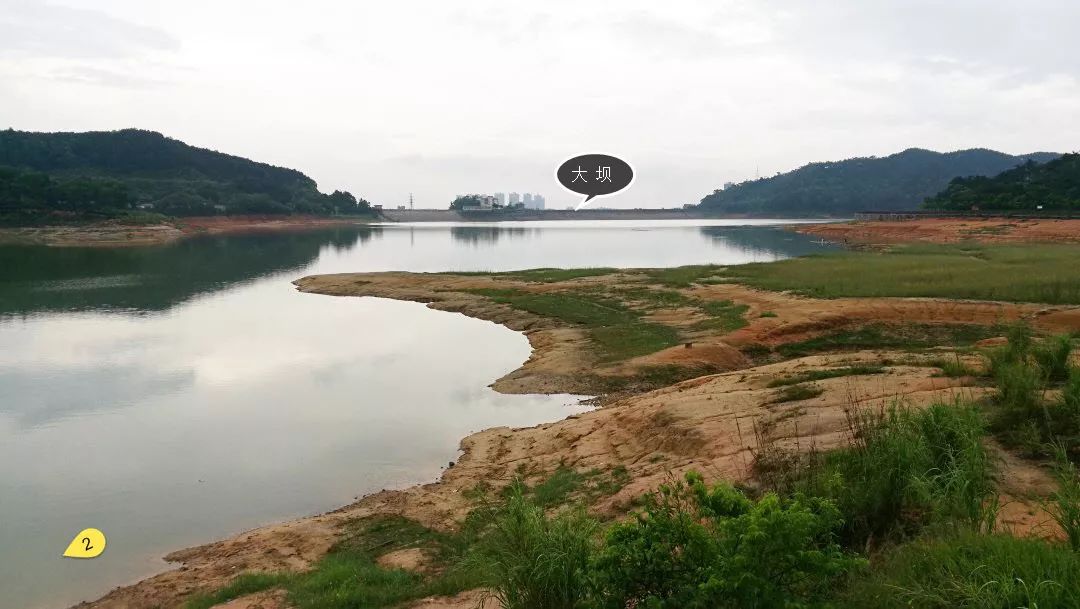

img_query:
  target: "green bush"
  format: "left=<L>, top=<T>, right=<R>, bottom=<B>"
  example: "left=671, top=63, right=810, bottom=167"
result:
left=994, top=359, right=1045, bottom=421
left=842, top=532, right=1080, bottom=609
left=798, top=403, right=995, bottom=548
left=469, top=483, right=597, bottom=609
left=1035, top=334, right=1075, bottom=383
left=592, top=472, right=861, bottom=609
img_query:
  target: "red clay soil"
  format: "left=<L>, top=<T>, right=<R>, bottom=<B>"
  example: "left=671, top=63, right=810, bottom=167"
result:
left=796, top=217, right=1080, bottom=245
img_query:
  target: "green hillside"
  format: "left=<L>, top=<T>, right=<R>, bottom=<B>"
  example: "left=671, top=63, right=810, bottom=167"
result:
left=0, top=129, right=371, bottom=223
left=924, top=153, right=1080, bottom=211
left=698, top=148, right=1059, bottom=216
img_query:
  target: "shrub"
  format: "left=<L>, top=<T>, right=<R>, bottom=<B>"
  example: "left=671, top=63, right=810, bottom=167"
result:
left=592, top=472, right=862, bottom=609
left=1034, top=334, right=1074, bottom=383
left=469, top=483, right=597, bottom=609
left=986, top=322, right=1033, bottom=377
left=993, top=359, right=1044, bottom=422
left=842, top=532, right=1080, bottom=609
left=798, top=403, right=995, bottom=548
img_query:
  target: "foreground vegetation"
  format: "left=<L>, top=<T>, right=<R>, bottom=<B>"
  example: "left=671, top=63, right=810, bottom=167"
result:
left=189, top=325, right=1080, bottom=609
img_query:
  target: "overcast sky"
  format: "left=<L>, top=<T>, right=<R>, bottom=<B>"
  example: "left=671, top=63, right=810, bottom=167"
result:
left=2, top=1, right=1078, bottom=209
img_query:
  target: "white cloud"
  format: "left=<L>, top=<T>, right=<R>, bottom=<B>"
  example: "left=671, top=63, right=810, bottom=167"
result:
left=0, top=0, right=1077, bottom=209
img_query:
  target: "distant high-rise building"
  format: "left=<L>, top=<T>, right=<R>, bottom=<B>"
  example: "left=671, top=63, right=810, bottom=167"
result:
left=509, top=192, right=521, bottom=206
left=534, top=194, right=545, bottom=210
left=494, top=192, right=506, bottom=206
left=523, top=193, right=534, bottom=207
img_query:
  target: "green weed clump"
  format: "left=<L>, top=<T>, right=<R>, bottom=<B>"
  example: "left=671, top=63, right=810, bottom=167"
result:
left=469, top=483, right=597, bottom=609
left=768, top=365, right=885, bottom=388
left=466, top=288, right=680, bottom=361
left=1034, top=333, right=1075, bottom=383
left=842, top=532, right=1080, bottom=609
left=771, top=383, right=825, bottom=403
left=592, top=472, right=862, bottom=609
left=797, top=403, right=995, bottom=548
left=987, top=324, right=1080, bottom=450
left=777, top=323, right=999, bottom=357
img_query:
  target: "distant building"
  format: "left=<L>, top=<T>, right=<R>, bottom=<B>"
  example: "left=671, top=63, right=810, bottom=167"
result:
left=533, top=194, right=545, bottom=210
left=509, top=192, right=521, bottom=206
left=494, top=192, right=506, bottom=206
left=523, top=193, right=534, bottom=207
left=723, top=181, right=736, bottom=190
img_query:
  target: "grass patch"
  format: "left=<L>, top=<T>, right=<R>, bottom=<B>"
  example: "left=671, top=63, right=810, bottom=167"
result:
left=776, top=323, right=1000, bottom=357
left=641, top=265, right=726, bottom=288
left=798, top=403, right=995, bottom=548
left=771, top=383, right=825, bottom=403
left=693, top=299, right=750, bottom=333
left=759, top=310, right=778, bottom=318
left=728, top=243, right=1080, bottom=304
left=502, top=268, right=618, bottom=283
left=843, top=533, right=1080, bottom=609
left=928, top=355, right=983, bottom=378
left=612, top=287, right=695, bottom=309
left=768, top=365, right=886, bottom=388
left=186, top=514, right=480, bottom=609
left=185, top=573, right=290, bottom=609
left=465, top=288, right=681, bottom=361
left=584, top=364, right=719, bottom=393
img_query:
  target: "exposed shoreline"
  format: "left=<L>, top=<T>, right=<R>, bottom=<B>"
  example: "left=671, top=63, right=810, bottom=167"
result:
left=0, top=215, right=373, bottom=248
left=793, top=217, right=1080, bottom=245
left=77, top=255, right=1080, bottom=608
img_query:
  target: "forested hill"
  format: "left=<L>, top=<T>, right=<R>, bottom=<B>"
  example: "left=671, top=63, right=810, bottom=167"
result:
left=0, top=128, right=371, bottom=220
left=698, top=148, right=1059, bottom=216
left=924, top=153, right=1080, bottom=212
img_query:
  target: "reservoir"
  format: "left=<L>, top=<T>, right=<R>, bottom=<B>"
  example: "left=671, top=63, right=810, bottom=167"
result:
left=0, top=219, right=837, bottom=608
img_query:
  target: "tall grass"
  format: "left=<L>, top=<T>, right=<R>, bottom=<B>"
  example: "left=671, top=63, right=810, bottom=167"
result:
left=843, top=532, right=1080, bottom=609
left=797, top=402, right=995, bottom=547
left=468, top=483, right=597, bottom=609
left=1034, top=333, right=1075, bottom=383
left=1046, top=444, right=1080, bottom=552
left=987, top=324, right=1080, bottom=451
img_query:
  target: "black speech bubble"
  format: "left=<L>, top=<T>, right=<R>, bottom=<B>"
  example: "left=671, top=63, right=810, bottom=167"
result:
left=556, top=154, right=634, bottom=208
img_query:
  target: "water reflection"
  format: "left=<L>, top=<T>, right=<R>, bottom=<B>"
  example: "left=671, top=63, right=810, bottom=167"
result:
left=0, top=227, right=382, bottom=316
left=450, top=226, right=532, bottom=246
left=698, top=226, right=839, bottom=258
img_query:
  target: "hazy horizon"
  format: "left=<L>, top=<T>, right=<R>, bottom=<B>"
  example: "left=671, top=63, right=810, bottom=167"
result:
left=2, top=1, right=1078, bottom=209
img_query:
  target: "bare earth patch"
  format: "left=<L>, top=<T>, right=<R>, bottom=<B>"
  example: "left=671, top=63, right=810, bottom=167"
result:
left=795, top=217, right=1080, bottom=246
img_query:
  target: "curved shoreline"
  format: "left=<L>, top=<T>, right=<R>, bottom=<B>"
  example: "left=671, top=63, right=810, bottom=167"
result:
left=78, top=266, right=1080, bottom=608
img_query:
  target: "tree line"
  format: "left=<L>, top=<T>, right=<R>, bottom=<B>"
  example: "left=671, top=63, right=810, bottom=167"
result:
left=0, top=129, right=375, bottom=223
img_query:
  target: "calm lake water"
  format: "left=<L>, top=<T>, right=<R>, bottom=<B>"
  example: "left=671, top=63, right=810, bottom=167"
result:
left=0, top=220, right=839, bottom=608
